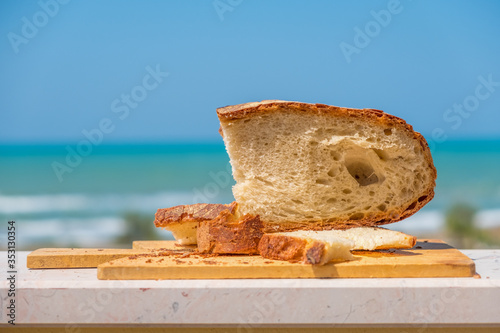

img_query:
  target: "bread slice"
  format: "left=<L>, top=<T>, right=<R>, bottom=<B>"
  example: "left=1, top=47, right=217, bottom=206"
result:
left=258, top=232, right=354, bottom=265
left=197, top=208, right=263, bottom=254
left=217, top=100, right=436, bottom=231
left=155, top=203, right=236, bottom=245
left=258, top=227, right=416, bottom=265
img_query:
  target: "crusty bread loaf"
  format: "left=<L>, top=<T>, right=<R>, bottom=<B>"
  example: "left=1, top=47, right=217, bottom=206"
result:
left=258, top=227, right=416, bottom=265
left=217, top=100, right=436, bottom=231
left=197, top=208, right=263, bottom=254
left=155, top=203, right=236, bottom=245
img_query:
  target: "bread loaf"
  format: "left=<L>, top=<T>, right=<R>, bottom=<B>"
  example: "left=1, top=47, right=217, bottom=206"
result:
left=258, top=227, right=416, bottom=264
left=217, top=100, right=436, bottom=231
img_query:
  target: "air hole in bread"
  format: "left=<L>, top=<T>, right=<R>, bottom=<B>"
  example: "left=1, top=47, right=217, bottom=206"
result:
left=401, top=188, right=412, bottom=198
left=343, top=189, right=352, bottom=194
left=345, top=160, right=380, bottom=186
left=418, top=195, right=428, bottom=202
left=256, top=177, right=273, bottom=186
left=327, top=168, right=336, bottom=177
left=330, top=151, right=342, bottom=161
left=292, top=199, right=304, bottom=205
left=327, top=198, right=337, bottom=204
left=384, top=129, right=392, bottom=136
left=406, top=201, right=417, bottom=211
left=316, top=179, right=331, bottom=185
left=377, top=204, right=387, bottom=211
left=372, top=148, right=389, bottom=161
left=349, top=213, right=365, bottom=220
left=369, top=191, right=375, bottom=196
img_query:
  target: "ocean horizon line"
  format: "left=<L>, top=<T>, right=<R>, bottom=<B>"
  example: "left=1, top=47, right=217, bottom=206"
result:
left=1, top=137, right=500, bottom=155
left=0, top=136, right=500, bottom=149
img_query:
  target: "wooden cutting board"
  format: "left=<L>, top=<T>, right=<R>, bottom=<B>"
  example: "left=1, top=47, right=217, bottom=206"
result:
left=97, top=239, right=476, bottom=279
left=27, top=242, right=193, bottom=269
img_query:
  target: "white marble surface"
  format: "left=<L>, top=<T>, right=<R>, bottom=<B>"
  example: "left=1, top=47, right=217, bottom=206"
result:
left=1, top=250, right=499, bottom=327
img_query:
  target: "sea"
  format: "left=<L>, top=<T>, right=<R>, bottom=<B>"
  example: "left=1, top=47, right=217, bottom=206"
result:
left=1, top=140, right=500, bottom=249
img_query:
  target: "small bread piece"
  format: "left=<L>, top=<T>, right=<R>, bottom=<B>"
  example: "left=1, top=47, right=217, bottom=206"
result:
left=258, top=227, right=416, bottom=265
left=155, top=203, right=236, bottom=245
left=197, top=209, right=264, bottom=254
left=258, top=233, right=354, bottom=265
left=217, top=100, right=437, bottom=232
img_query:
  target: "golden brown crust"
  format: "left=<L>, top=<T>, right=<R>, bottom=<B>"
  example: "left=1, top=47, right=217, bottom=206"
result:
left=197, top=210, right=264, bottom=255
left=217, top=100, right=437, bottom=230
left=258, top=234, right=325, bottom=264
left=154, top=203, right=236, bottom=228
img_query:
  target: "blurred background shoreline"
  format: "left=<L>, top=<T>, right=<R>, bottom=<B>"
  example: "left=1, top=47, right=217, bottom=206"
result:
left=1, top=138, right=499, bottom=250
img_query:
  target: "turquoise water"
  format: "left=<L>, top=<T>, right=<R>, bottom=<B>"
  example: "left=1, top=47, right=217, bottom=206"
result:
left=429, top=140, right=500, bottom=210
left=1, top=140, right=499, bottom=246
left=0, top=143, right=233, bottom=195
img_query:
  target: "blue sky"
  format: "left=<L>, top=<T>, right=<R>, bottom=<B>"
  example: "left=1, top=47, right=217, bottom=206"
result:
left=1, top=0, right=499, bottom=144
